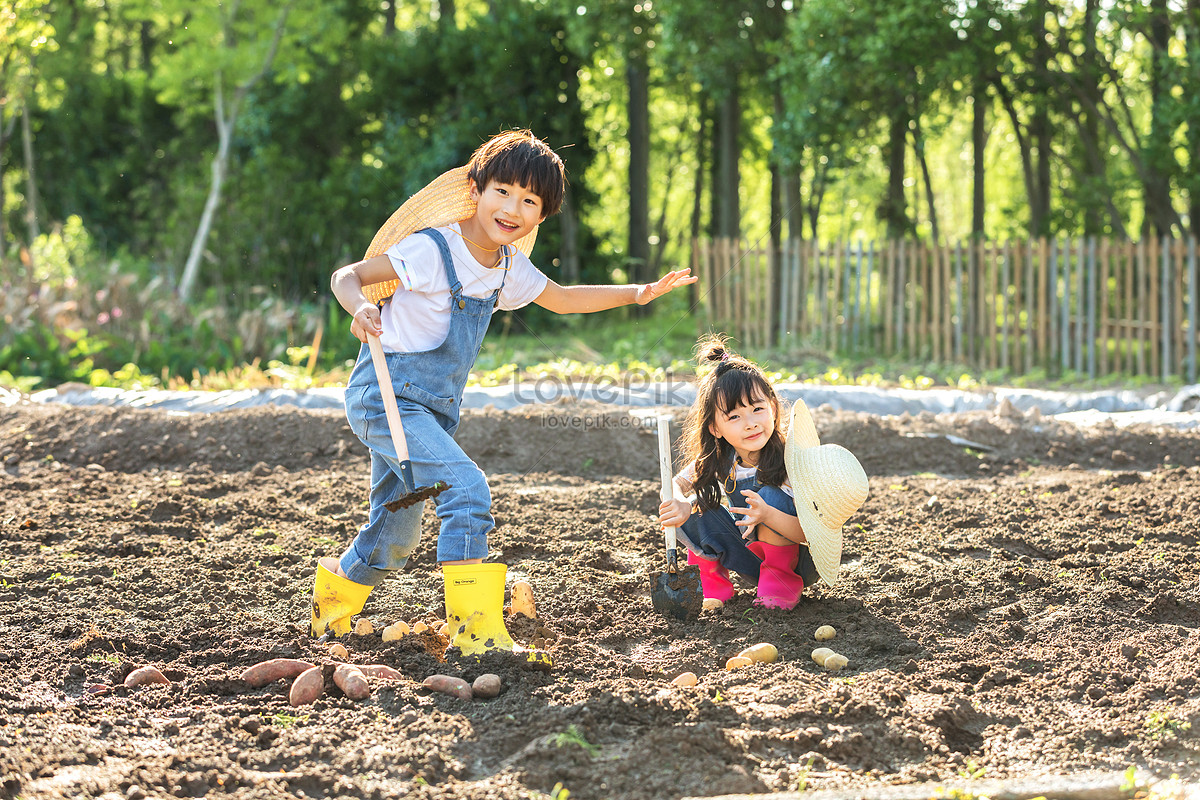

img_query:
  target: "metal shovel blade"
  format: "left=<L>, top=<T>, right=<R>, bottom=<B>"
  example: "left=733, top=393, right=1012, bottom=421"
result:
left=650, top=551, right=703, bottom=621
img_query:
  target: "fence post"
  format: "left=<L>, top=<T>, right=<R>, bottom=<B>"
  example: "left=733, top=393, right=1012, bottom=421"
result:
left=1099, top=237, right=1110, bottom=377
left=1086, top=235, right=1096, bottom=379
left=779, top=237, right=791, bottom=345
left=954, top=240, right=964, bottom=363
left=853, top=240, right=864, bottom=352
left=1189, top=237, right=1197, bottom=383
left=1161, top=234, right=1171, bottom=382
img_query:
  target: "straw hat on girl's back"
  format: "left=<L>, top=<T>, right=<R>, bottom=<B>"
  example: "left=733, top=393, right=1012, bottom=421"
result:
left=784, top=399, right=869, bottom=585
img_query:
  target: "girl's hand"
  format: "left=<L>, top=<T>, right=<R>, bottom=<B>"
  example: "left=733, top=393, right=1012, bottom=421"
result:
left=730, top=489, right=771, bottom=539
left=636, top=268, right=698, bottom=305
left=351, top=303, right=383, bottom=343
left=659, top=498, right=691, bottom=528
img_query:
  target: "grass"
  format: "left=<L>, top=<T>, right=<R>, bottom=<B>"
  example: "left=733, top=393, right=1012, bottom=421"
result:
left=4, top=307, right=1189, bottom=394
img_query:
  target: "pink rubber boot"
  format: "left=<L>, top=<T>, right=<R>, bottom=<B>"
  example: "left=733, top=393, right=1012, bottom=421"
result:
left=746, top=541, right=805, bottom=610
left=687, top=551, right=735, bottom=602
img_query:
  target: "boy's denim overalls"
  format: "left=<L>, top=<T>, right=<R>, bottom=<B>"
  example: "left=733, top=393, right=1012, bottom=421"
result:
left=677, top=467, right=819, bottom=586
left=341, top=229, right=505, bottom=584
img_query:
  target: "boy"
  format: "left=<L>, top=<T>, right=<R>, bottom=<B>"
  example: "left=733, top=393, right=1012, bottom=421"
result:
left=319, top=129, right=695, bottom=659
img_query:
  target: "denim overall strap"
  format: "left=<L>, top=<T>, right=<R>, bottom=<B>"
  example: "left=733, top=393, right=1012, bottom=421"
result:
left=416, top=229, right=510, bottom=308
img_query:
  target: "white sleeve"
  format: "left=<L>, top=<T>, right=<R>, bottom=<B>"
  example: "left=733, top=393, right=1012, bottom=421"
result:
left=496, top=250, right=550, bottom=310
left=384, top=235, right=442, bottom=294
left=676, top=463, right=698, bottom=496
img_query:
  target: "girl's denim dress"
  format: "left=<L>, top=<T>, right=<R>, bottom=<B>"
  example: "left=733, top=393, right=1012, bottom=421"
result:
left=677, top=466, right=819, bottom=586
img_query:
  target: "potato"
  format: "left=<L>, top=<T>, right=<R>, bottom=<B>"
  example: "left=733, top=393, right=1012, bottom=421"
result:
left=354, top=618, right=375, bottom=636
left=738, top=643, right=778, bottom=664
left=511, top=580, right=537, bottom=618
left=356, top=664, right=402, bottom=681
left=382, top=622, right=409, bottom=642
left=239, top=658, right=315, bottom=688
left=289, top=665, right=324, bottom=706
left=472, top=673, right=502, bottom=699
left=671, top=672, right=698, bottom=687
left=701, top=598, right=725, bottom=612
left=814, top=625, right=836, bottom=641
left=823, top=653, right=849, bottom=671
left=811, top=647, right=835, bottom=666
left=333, top=664, right=371, bottom=700
left=413, top=622, right=430, bottom=635
left=124, top=666, right=169, bottom=688
left=437, top=623, right=451, bottom=637
left=422, top=674, right=473, bottom=701
left=329, top=643, right=349, bottom=659
left=725, top=656, right=754, bottom=670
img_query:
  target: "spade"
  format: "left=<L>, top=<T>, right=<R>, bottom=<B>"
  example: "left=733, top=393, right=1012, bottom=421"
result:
left=649, top=415, right=703, bottom=621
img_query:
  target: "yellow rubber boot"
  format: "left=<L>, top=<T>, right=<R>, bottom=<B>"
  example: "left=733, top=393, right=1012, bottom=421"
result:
left=443, top=563, right=515, bottom=655
left=311, top=557, right=373, bottom=638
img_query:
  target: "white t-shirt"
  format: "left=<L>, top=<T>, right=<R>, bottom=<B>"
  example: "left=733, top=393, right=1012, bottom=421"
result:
left=379, top=223, right=549, bottom=353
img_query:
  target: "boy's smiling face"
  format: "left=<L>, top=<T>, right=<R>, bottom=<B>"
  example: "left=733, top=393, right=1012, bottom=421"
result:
left=462, top=178, right=545, bottom=252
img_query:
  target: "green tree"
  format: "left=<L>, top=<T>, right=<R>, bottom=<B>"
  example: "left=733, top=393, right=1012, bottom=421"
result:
left=0, top=0, right=57, bottom=260
left=146, top=0, right=346, bottom=300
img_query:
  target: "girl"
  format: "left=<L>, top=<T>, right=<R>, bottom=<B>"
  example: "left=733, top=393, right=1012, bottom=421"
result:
left=658, top=335, right=818, bottom=610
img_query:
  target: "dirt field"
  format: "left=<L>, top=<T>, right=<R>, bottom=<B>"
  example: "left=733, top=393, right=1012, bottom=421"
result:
left=2, top=397, right=1199, bottom=800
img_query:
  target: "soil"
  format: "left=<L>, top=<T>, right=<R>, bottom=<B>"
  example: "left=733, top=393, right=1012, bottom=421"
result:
left=2, top=397, right=1199, bottom=800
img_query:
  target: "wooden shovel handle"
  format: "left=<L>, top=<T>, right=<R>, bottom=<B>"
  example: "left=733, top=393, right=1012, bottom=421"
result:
left=366, top=334, right=410, bottom=462
left=657, top=416, right=678, bottom=567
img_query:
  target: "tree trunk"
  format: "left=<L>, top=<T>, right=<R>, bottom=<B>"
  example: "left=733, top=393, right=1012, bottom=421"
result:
left=178, top=2, right=294, bottom=301
left=21, top=103, right=40, bottom=243
left=689, top=95, right=708, bottom=311
left=1030, top=0, right=1051, bottom=237
left=1079, top=0, right=1103, bottom=236
left=912, top=119, right=940, bottom=245
left=972, top=77, right=986, bottom=239
left=0, top=113, right=9, bottom=262
left=626, top=48, right=650, bottom=316
left=1143, top=0, right=1176, bottom=238
left=438, top=0, right=456, bottom=28
left=879, top=111, right=909, bottom=239
left=179, top=86, right=233, bottom=301
left=559, top=182, right=579, bottom=284
left=1190, top=0, right=1200, bottom=236
left=716, top=87, right=741, bottom=239
left=384, top=0, right=396, bottom=35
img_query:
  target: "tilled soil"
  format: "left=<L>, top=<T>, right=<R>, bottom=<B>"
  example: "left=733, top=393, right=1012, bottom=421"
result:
left=1, top=398, right=1198, bottom=800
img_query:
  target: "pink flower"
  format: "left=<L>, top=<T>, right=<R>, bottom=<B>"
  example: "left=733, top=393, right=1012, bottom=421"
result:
left=111, top=307, right=123, bottom=319
left=97, top=312, right=110, bottom=325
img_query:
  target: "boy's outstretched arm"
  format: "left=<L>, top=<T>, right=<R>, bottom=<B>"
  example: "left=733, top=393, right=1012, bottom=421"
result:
left=534, top=268, right=697, bottom=314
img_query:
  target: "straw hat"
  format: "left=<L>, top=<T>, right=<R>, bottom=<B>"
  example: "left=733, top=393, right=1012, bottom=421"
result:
left=784, top=398, right=869, bottom=585
left=360, top=165, right=540, bottom=304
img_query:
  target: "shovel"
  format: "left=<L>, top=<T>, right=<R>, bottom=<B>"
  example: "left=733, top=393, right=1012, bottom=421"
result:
left=649, top=415, right=703, bottom=621
left=366, top=333, right=450, bottom=511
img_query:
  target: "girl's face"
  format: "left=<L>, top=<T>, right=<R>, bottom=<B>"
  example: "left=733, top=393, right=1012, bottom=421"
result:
left=709, top=393, right=777, bottom=465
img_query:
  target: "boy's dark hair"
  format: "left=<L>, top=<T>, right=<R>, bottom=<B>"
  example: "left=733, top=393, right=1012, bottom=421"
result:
left=682, top=334, right=787, bottom=512
left=467, top=129, right=566, bottom=218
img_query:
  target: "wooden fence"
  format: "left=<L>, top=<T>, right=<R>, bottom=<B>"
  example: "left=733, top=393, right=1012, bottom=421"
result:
left=692, top=236, right=1200, bottom=382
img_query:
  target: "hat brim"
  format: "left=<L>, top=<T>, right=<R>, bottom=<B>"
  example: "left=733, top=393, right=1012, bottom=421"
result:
left=784, top=399, right=841, bottom=585
left=361, top=165, right=539, bottom=304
